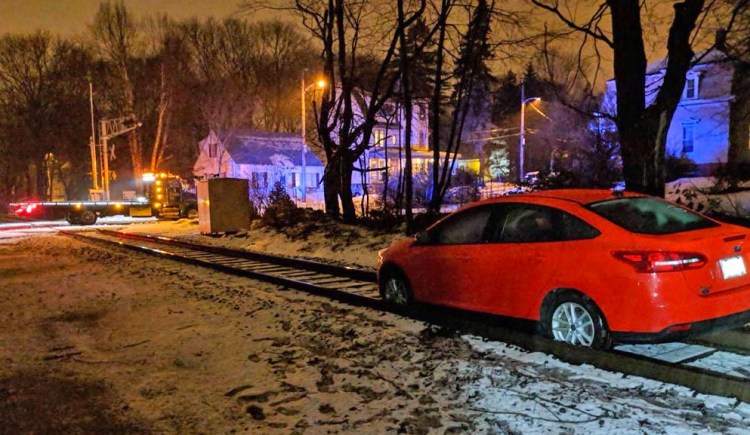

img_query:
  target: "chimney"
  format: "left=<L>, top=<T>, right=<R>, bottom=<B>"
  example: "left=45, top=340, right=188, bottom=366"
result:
left=715, top=28, right=727, bottom=52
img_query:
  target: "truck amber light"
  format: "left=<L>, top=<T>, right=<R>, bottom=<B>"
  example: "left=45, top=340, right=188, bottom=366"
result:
left=612, top=251, right=707, bottom=273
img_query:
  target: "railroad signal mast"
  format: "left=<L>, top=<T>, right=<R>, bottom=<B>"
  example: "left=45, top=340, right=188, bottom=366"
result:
left=89, top=115, right=142, bottom=201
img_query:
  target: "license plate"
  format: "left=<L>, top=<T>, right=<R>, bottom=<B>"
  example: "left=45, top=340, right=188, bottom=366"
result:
left=719, top=256, right=746, bottom=279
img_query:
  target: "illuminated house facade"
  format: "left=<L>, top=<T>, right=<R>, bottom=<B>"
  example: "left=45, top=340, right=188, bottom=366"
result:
left=601, top=48, right=750, bottom=175
left=193, top=130, right=325, bottom=200
left=354, top=99, right=479, bottom=194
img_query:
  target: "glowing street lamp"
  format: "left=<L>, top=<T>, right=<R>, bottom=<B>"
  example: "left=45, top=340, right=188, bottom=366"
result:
left=519, top=81, right=540, bottom=183
left=300, top=71, right=326, bottom=203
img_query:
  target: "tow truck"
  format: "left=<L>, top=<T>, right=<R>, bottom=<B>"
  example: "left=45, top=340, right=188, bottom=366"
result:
left=10, top=172, right=197, bottom=226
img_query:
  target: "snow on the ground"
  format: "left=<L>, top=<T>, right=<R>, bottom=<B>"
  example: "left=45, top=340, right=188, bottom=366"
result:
left=117, top=218, right=402, bottom=270
left=115, top=219, right=750, bottom=431
left=2, top=218, right=750, bottom=433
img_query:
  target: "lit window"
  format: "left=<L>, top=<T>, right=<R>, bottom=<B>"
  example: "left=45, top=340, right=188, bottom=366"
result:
left=373, top=129, right=385, bottom=145
left=682, top=123, right=695, bottom=153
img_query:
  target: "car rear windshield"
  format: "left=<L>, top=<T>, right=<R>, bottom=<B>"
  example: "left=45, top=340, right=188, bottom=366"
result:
left=587, top=197, right=719, bottom=235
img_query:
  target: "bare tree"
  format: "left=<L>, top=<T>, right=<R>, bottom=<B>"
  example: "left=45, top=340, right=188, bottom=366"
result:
left=0, top=33, right=92, bottom=201
left=529, top=0, right=748, bottom=196
left=90, top=1, right=145, bottom=179
left=242, top=0, right=425, bottom=223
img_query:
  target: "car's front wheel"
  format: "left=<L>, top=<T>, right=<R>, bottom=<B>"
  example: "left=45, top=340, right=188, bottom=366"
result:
left=543, top=292, right=611, bottom=349
left=380, top=269, right=412, bottom=306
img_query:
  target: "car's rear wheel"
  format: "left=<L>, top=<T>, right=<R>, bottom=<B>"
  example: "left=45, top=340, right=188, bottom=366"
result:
left=380, top=269, right=412, bottom=305
left=79, top=210, right=98, bottom=226
left=544, top=292, right=611, bottom=349
left=65, top=212, right=82, bottom=225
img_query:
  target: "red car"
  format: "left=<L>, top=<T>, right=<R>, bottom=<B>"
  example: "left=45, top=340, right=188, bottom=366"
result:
left=377, top=189, right=750, bottom=348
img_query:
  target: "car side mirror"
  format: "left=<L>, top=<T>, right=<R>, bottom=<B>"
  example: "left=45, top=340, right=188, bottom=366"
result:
left=415, top=231, right=433, bottom=245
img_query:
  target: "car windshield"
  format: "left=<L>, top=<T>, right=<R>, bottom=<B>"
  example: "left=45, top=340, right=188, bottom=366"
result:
left=587, top=197, right=719, bottom=235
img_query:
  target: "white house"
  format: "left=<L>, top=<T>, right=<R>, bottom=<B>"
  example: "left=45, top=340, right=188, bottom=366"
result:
left=193, top=130, right=325, bottom=201
left=602, top=48, right=750, bottom=175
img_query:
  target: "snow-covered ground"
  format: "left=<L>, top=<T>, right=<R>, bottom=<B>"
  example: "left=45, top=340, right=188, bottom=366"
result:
left=1, top=218, right=750, bottom=433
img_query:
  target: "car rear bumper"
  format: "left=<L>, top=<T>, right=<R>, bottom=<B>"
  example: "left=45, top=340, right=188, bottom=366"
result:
left=611, top=308, right=750, bottom=344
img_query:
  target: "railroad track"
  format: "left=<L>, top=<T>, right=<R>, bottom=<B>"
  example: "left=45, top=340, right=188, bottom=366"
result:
left=60, top=228, right=750, bottom=402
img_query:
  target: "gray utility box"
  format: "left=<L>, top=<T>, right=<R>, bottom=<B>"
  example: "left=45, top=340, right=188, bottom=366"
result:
left=197, top=178, right=251, bottom=235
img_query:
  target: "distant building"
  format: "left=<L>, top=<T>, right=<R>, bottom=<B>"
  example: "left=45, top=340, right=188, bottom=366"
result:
left=355, top=98, right=479, bottom=194
left=601, top=48, right=750, bottom=175
left=193, top=130, right=325, bottom=201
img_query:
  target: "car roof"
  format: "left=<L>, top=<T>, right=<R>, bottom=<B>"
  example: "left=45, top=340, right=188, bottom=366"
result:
left=482, top=189, right=647, bottom=206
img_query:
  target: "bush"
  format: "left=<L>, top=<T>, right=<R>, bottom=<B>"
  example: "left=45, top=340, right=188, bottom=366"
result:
left=664, top=155, right=697, bottom=182
left=711, top=161, right=750, bottom=193
left=261, top=181, right=300, bottom=229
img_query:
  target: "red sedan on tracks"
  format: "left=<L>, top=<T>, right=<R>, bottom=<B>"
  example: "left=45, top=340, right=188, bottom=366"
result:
left=377, top=189, right=750, bottom=349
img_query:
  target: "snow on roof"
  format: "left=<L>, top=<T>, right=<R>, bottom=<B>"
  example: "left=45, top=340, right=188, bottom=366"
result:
left=220, top=130, right=324, bottom=167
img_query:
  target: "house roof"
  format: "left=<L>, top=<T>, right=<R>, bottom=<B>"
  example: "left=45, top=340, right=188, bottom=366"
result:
left=603, top=48, right=731, bottom=83
left=646, top=48, right=729, bottom=75
left=220, top=130, right=324, bottom=167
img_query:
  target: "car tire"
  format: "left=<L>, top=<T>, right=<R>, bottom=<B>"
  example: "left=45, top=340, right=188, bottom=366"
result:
left=380, top=268, right=412, bottom=306
left=79, top=210, right=98, bottom=226
left=186, top=208, right=198, bottom=219
left=542, top=292, right=611, bottom=349
left=66, top=212, right=82, bottom=225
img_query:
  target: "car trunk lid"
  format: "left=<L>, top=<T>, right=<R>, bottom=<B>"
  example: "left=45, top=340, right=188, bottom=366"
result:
left=657, top=225, right=750, bottom=296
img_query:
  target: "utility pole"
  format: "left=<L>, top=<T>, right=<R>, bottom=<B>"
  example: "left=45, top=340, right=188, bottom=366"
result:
left=88, top=82, right=101, bottom=200
left=519, top=81, right=540, bottom=183
left=301, top=70, right=307, bottom=204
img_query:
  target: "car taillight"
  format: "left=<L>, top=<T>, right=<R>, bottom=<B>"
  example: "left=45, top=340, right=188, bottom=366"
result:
left=612, top=251, right=707, bottom=273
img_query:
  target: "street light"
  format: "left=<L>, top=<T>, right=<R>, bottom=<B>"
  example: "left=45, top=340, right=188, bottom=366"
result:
left=300, top=72, right=326, bottom=204
left=519, top=81, right=540, bottom=183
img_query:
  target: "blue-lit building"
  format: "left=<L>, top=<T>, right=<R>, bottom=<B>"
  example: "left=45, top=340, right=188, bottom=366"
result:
left=601, top=48, right=750, bottom=175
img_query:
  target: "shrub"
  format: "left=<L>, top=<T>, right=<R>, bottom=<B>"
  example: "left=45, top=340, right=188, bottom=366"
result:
left=261, top=181, right=299, bottom=229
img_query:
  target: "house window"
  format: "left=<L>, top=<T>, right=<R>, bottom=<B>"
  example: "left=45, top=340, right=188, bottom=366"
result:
left=419, top=131, right=426, bottom=145
left=316, top=173, right=320, bottom=186
left=251, top=172, right=269, bottom=188
left=685, top=76, right=699, bottom=99
left=292, top=172, right=297, bottom=187
left=208, top=143, right=218, bottom=158
left=373, top=129, right=385, bottom=145
left=682, top=123, right=695, bottom=153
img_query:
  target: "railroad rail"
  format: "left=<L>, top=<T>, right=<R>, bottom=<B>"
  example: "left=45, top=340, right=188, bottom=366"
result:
left=60, top=228, right=750, bottom=402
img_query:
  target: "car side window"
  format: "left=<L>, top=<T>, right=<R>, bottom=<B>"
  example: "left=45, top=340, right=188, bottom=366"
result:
left=559, top=211, right=600, bottom=240
left=431, top=206, right=494, bottom=245
left=492, top=204, right=599, bottom=243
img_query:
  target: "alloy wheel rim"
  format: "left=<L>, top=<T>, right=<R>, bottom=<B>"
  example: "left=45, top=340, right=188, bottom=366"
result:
left=385, top=277, right=407, bottom=304
left=551, top=302, right=595, bottom=346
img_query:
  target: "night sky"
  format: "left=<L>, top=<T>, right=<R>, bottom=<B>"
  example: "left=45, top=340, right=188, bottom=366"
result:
left=0, top=0, right=261, bottom=36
